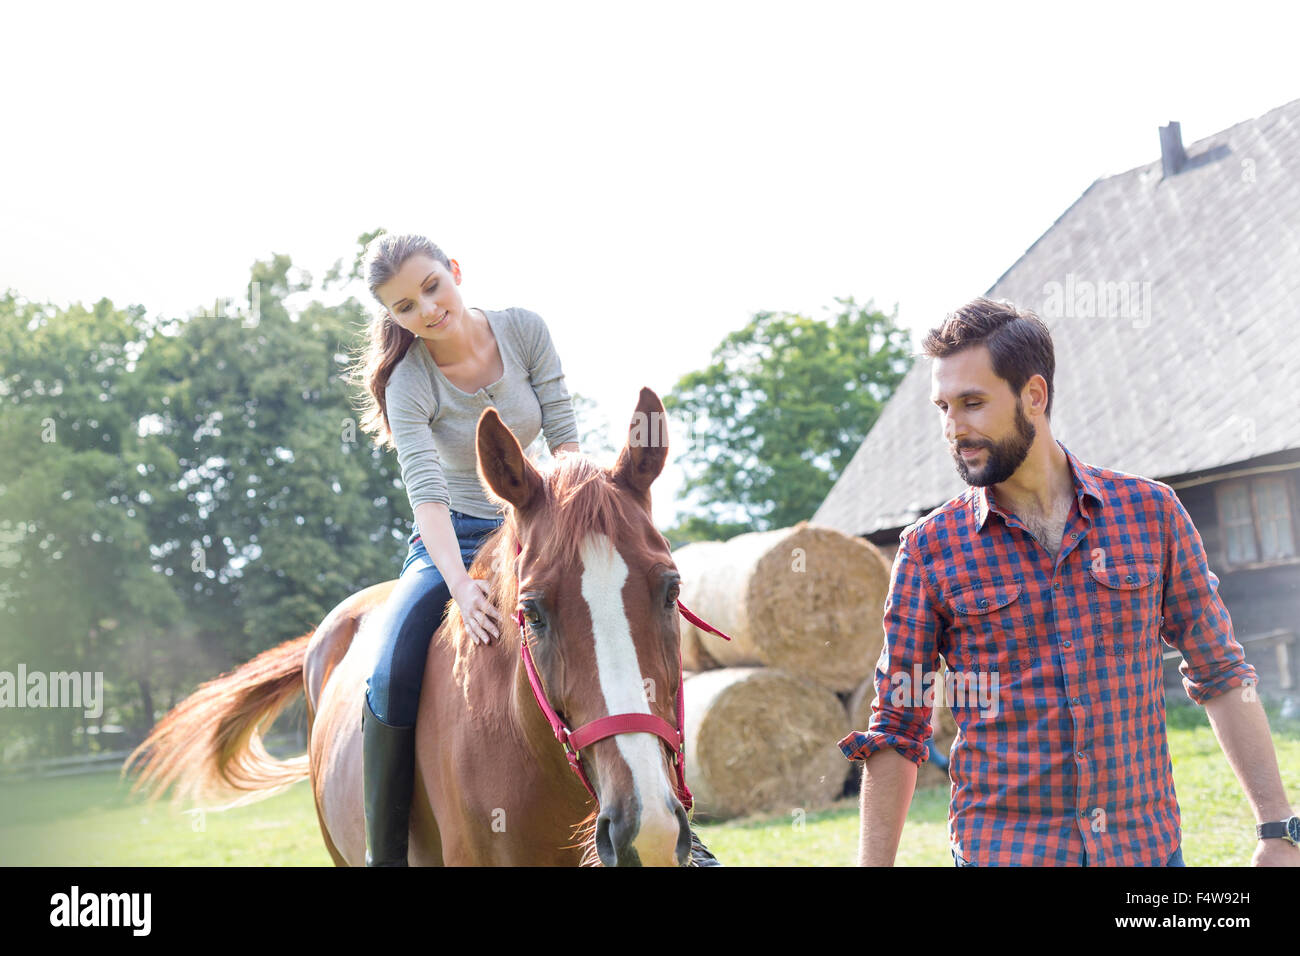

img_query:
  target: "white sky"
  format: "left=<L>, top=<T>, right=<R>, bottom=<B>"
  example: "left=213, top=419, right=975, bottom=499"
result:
left=3, top=1, right=1298, bottom=527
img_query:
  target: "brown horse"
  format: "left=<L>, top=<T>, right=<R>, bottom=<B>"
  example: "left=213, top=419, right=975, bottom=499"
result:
left=127, top=387, right=694, bottom=865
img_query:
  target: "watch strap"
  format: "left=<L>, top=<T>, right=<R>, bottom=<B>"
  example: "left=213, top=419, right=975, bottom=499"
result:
left=1256, top=815, right=1300, bottom=844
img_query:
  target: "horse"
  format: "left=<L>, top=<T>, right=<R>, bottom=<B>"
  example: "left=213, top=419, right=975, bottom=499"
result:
left=127, top=387, right=697, bottom=866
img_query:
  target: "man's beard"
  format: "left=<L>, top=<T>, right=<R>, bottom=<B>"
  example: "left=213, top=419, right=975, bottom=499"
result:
left=952, top=398, right=1036, bottom=487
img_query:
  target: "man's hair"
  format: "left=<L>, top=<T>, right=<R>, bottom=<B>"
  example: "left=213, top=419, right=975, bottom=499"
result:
left=921, top=297, right=1056, bottom=420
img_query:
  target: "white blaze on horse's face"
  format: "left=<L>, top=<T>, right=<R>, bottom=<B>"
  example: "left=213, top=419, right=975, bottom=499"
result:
left=578, top=533, right=682, bottom=866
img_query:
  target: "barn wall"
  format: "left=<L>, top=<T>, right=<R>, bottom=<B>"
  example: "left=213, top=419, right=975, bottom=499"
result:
left=1175, top=474, right=1300, bottom=700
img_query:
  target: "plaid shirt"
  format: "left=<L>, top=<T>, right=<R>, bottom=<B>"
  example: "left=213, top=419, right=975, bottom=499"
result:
left=839, top=439, right=1257, bottom=866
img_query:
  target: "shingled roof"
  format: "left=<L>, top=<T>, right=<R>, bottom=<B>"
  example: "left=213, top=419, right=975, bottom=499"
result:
left=814, top=98, right=1300, bottom=538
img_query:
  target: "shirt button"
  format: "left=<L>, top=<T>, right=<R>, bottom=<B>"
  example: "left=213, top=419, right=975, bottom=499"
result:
left=1063, top=640, right=1072, bottom=648
left=1053, top=582, right=1061, bottom=590
left=977, top=599, right=988, bottom=607
left=1072, top=696, right=1081, bottom=704
left=1071, top=532, right=1078, bottom=539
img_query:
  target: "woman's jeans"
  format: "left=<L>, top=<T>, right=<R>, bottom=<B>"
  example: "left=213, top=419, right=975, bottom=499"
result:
left=364, top=510, right=504, bottom=727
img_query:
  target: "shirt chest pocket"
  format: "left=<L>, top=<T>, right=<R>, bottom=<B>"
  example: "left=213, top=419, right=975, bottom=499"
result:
left=1087, top=560, right=1162, bottom=655
left=944, top=579, right=1035, bottom=674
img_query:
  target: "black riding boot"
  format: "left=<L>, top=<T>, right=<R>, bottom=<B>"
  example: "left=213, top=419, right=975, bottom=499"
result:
left=362, top=696, right=416, bottom=867
left=689, top=826, right=722, bottom=866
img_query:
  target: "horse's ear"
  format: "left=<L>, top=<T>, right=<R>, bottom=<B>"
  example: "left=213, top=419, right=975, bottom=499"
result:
left=477, top=407, right=544, bottom=512
left=612, top=387, right=668, bottom=505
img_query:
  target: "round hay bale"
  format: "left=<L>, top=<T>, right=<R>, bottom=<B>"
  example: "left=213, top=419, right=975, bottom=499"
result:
left=674, top=540, right=726, bottom=672
left=683, top=667, right=848, bottom=820
left=847, top=671, right=957, bottom=790
left=673, top=522, right=890, bottom=693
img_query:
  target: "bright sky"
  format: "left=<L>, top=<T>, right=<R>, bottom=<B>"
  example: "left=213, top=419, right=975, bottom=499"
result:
left=3, top=1, right=1297, bottom=527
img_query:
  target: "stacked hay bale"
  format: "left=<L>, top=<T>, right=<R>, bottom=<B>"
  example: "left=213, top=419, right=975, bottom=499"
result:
left=673, top=522, right=894, bottom=820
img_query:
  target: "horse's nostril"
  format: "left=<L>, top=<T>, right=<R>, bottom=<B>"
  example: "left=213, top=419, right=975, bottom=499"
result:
left=595, top=806, right=646, bottom=866
left=595, top=812, right=616, bottom=866
left=674, top=801, right=692, bottom=866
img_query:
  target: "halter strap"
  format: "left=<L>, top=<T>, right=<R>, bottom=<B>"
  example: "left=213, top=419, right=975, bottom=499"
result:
left=511, top=539, right=730, bottom=812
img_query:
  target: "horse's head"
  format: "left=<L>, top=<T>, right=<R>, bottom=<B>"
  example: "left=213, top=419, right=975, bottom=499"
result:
left=475, top=387, right=691, bottom=866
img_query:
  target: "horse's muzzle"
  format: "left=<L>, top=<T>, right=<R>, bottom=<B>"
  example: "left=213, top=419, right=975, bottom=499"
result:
left=595, top=798, right=691, bottom=867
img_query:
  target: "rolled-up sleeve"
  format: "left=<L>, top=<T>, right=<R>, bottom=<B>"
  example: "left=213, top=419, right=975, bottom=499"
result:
left=1161, top=487, right=1257, bottom=704
left=516, top=308, right=579, bottom=450
left=385, top=371, right=451, bottom=512
left=838, top=528, right=946, bottom=765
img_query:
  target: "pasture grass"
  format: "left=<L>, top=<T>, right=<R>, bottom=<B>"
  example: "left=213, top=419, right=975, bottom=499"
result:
left=0, top=771, right=333, bottom=866
left=1, top=701, right=1296, bottom=866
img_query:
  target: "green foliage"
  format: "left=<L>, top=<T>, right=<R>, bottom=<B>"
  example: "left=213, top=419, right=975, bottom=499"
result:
left=664, top=298, right=913, bottom=538
left=0, top=235, right=412, bottom=758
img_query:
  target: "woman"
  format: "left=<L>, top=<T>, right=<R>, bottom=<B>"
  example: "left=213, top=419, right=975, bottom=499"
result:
left=351, top=232, right=580, bottom=865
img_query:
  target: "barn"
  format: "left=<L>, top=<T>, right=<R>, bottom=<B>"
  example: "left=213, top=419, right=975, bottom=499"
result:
left=814, top=98, right=1300, bottom=703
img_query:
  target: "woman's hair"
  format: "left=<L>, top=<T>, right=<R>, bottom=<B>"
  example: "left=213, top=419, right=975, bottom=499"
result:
left=921, top=296, right=1056, bottom=420
left=344, top=232, right=451, bottom=449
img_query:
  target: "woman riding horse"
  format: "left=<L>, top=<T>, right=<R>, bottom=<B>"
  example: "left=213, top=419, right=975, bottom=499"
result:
left=350, top=233, right=719, bottom=865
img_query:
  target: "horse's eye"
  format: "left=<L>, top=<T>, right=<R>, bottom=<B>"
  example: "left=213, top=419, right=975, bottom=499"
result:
left=665, top=580, right=681, bottom=608
left=520, top=604, right=544, bottom=629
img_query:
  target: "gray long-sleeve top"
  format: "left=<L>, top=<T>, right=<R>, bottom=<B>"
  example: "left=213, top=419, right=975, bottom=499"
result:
left=384, top=307, right=579, bottom=519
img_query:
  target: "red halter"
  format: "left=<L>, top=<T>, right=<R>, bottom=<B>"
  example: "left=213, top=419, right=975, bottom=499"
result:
left=512, top=541, right=730, bottom=813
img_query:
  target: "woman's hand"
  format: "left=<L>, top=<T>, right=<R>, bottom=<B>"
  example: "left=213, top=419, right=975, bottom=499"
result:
left=449, top=574, right=502, bottom=645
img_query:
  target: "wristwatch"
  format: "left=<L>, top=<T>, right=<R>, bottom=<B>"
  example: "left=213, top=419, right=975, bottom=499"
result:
left=1256, top=815, right=1300, bottom=845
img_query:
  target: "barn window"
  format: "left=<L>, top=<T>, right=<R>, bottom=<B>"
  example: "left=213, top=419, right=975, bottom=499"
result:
left=1254, top=476, right=1296, bottom=560
left=1214, top=474, right=1298, bottom=566
left=1219, top=483, right=1257, bottom=563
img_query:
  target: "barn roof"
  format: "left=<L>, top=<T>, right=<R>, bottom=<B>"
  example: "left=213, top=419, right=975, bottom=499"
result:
left=814, top=98, right=1300, bottom=537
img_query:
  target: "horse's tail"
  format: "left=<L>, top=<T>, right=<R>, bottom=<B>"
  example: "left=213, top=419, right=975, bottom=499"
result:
left=124, top=632, right=313, bottom=809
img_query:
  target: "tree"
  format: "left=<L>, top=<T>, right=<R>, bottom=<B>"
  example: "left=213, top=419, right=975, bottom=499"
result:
left=663, top=297, right=912, bottom=539
left=0, top=244, right=415, bottom=757
left=0, top=292, right=186, bottom=755
left=130, top=254, right=407, bottom=666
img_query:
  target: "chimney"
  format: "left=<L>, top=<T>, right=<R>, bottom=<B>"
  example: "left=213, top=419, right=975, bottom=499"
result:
left=1159, top=121, right=1186, bottom=177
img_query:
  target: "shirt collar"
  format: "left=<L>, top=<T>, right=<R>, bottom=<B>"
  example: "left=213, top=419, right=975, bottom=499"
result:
left=969, top=438, right=1106, bottom=532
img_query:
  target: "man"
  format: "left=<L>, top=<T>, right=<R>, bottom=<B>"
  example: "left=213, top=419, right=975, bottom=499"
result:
left=842, top=297, right=1298, bottom=866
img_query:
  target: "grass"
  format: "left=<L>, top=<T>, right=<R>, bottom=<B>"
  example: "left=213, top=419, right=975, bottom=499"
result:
left=0, top=772, right=333, bottom=867
left=2, top=701, right=1296, bottom=866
